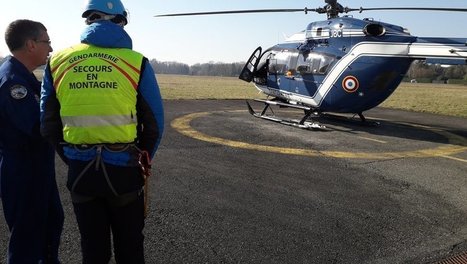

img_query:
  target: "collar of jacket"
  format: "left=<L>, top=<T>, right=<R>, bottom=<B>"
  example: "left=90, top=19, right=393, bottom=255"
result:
left=80, top=20, right=132, bottom=49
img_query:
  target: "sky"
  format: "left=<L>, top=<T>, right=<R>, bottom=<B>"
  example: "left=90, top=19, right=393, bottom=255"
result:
left=0, top=0, right=466, bottom=66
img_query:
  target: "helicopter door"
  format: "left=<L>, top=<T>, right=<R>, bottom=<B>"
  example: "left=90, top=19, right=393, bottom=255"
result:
left=296, top=52, right=336, bottom=97
left=239, top=47, right=262, bottom=82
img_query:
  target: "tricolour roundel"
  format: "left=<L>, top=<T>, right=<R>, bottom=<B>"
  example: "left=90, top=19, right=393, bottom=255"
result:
left=342, top=76, right=359, bottom=93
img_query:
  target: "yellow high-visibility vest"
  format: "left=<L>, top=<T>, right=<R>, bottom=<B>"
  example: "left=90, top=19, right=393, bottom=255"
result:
left=49, top=43, right=144, bottom=144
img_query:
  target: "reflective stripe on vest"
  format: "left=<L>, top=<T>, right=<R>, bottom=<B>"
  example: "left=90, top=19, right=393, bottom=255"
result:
left=49, top=43, right=144, bottom=144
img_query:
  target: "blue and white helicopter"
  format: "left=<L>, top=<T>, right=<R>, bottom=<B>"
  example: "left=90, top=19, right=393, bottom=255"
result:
left=157, top=0, right=467, bottom=129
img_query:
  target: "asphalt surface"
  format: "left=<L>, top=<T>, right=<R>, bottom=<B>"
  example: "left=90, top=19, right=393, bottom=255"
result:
left=1, top=99, right=467, bottom=264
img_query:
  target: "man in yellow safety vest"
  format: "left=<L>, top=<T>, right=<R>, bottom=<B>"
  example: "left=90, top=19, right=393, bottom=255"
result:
left=40, top=0, right=164, bottom=263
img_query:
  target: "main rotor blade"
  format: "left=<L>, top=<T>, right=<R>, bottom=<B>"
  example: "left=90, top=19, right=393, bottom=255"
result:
left=347, top=7, right=467, bottom=13
left=155, top=8, right=314, bottom=17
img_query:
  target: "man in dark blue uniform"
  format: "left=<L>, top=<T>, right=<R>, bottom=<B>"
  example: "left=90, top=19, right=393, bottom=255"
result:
left=0, top=19, right=64, bottom=264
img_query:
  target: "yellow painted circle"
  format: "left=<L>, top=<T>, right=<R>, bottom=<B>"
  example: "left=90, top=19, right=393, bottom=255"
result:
left=171, top=111, right=467, bottom=160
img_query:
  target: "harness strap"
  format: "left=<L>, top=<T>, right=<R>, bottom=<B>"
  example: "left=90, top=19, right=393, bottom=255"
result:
left=70, top=145, right=119, bottom=198
left=71, top=155, right=98, bottom=194
left=70, top=143, right=135, bottom=152
left=100, top=149, right=119, bottom=196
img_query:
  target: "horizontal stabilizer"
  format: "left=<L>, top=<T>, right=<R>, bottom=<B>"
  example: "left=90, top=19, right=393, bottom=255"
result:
left=408, top=38, right=467, bottom=61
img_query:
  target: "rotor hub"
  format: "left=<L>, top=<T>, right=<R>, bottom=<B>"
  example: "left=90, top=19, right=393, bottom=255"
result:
left=323, top=1, right=345, bottom=19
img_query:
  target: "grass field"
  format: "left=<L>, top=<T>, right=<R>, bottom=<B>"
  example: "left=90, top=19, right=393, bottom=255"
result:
left=157, top=74, right=467, bottom=118
left=157, top=74, right=261, bottom=100
left=380, top=83, right=467, bottom=118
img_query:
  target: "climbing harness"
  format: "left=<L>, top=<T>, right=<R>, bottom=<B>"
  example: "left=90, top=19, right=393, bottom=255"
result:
left=69, top=143, right=152, bottom=214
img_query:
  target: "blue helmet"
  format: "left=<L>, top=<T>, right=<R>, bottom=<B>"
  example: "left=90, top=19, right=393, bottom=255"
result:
left=82, top=0, right=127, bottom=19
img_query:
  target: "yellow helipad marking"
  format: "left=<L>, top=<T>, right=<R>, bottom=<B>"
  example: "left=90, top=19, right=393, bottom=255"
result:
left=356, top=136, right=388, bottom=144
left=171, top=111, right=467, bottom=160
left=440, top=155, right=467, bottom=163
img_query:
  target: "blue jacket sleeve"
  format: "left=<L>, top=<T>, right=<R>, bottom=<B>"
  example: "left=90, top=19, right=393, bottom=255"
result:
left=136, top=58, right=164, bottom=159
left=40, top=63, right=68, bottom=163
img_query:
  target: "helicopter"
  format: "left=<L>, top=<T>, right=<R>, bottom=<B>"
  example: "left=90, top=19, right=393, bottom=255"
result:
left=156, top=0, right=467, bottom=129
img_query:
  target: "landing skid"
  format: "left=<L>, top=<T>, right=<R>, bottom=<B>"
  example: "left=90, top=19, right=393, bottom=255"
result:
left=246, top=99, right=325, bottom=130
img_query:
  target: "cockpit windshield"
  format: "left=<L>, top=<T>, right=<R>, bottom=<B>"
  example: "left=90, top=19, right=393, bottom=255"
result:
left=262, top=49, right=298, bottom=75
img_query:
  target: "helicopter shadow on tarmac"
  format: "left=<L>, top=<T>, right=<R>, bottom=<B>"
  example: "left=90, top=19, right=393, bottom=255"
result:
left=315, top=112, right=464, bottom=145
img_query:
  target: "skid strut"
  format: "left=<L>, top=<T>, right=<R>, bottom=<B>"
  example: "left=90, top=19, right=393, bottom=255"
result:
left=246, top=99, right=325, bottom=130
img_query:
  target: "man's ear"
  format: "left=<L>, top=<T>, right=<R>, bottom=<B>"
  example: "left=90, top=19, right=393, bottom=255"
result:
left=25, top=39, right=36, bottom=52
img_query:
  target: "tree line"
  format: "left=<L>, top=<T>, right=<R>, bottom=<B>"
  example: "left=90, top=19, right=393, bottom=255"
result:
left=149, top=59, right=245, bottom=77
left=407, top=61, right=467, bottom=84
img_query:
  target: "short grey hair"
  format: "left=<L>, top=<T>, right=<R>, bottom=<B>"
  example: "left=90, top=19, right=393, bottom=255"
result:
left=4, top=19, right=47, bottom=52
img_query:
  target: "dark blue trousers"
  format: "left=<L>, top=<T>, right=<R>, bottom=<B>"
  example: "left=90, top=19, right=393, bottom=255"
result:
left=1, top=149, right=64, bottom=264
left=67, top=159, right=145, bottom=264
left=72, top=195, right=145, bottom=264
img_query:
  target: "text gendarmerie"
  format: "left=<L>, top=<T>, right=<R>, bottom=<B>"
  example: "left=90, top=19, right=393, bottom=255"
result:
left=68, top=53, right=119, bottom=64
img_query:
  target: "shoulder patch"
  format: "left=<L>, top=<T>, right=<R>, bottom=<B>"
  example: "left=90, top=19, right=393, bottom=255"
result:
left=10, top=85, right=28, bottom=99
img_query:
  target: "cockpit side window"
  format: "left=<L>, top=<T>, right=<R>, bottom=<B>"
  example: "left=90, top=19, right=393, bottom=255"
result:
left=296, top=52, right=335, bottom=75
left=267, top=50, right=298, bottom=75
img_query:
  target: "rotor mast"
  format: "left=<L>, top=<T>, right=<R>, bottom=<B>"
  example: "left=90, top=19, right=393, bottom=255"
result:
left=323, top=0, right=345, bottom=19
